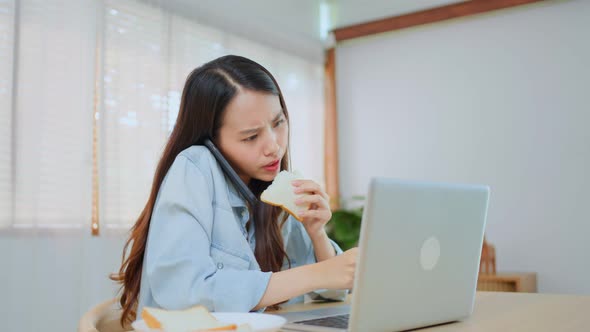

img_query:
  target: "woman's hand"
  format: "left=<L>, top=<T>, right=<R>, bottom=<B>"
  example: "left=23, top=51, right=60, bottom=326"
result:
left=254, top=247, right=358, bottom=310
left=315, top=247, right=358, bottom=289
left=292, top=179, right=332, bottom=238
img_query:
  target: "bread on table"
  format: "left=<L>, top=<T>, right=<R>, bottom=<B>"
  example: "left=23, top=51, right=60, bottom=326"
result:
left=141, top=305, right=252, bottom=332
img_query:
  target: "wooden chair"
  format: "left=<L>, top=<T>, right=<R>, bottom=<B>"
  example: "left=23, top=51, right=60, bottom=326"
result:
left=479, top=236, right=496, bottom=275
left=77, top=298, right=131, bottom=332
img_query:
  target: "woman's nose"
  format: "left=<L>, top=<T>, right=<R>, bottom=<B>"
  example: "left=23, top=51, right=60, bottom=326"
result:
left=264, top=132, right=280, bottom=156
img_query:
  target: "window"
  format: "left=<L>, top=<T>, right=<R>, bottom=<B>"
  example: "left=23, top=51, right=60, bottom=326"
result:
left=7, top=0, right=95, bottom=229
left=2, top=0, right=325, bottom=231
left=0, top=0, right=15, bottom=228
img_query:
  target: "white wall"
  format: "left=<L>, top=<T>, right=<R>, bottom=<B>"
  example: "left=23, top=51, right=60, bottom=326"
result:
left=0, top=233, right=127, bottom=332
left=336, top=0, right=590, bottom=294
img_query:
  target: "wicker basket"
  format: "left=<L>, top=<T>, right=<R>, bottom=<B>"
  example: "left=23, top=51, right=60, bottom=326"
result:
left=477, top=237, right=537, bottom=292
left=477, top=272, right=537, bottom=292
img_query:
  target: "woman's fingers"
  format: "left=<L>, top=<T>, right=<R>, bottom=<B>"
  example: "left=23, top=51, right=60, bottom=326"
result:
left=295, top=194, right=329, bottom=210
left=292, top=179, right=329, bottom=200
left=299, top=209, right=331, bottom=222
left=291, top=180, right=333, bottom=227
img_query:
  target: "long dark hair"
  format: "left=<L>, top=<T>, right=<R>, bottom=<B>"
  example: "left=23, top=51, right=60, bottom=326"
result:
left=111, top=55, right=291, bottom=326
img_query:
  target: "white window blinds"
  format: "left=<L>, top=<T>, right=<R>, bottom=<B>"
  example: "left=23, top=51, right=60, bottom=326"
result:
left=0, top=0, right=14, bottom=228
left=100, top=1, right=170, bottom=227
left=0, top=0, right=328, bottom=230
left=167, top=16, right=227, bottom=130
left=12, top=0, right=95, bottom=228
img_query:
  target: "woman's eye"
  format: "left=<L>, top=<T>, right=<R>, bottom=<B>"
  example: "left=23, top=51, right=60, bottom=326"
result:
left=274, top=119, right=285, bottom=127
left=244, top=135, right=258, bottom=142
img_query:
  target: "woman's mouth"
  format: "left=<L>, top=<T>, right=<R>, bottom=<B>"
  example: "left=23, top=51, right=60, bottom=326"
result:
left=263, top=160, right=280, bottom=172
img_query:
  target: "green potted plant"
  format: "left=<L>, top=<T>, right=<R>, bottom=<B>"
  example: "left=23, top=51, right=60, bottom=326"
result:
left=326, top=196, right=365, bottom=251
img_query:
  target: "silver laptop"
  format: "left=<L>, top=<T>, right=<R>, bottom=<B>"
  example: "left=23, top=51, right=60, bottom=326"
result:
left=278, top=177, right=490, bottom=332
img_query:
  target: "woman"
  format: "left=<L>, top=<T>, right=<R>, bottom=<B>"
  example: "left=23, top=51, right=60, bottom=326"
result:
left=112, top=55, right=357, bottom=326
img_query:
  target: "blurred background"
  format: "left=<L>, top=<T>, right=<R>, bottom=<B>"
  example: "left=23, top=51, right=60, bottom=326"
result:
left=0, top=0, right=588, bottom=331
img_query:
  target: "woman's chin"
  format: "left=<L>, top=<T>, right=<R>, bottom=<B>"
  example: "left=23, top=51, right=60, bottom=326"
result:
left=256, top=172, right=278, bottom=182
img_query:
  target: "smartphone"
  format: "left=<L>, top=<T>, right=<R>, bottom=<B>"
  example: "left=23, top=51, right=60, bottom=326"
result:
left=203, top=139, right=258, bottom=208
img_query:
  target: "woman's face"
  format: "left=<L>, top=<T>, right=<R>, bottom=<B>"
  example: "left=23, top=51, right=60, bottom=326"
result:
left=217, top=89, right=288, bottom=184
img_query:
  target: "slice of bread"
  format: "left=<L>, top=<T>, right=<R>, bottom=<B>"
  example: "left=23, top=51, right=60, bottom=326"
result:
left=260, top=170, right=309, bottom=221
left=141, top=305, right=239, bottom=332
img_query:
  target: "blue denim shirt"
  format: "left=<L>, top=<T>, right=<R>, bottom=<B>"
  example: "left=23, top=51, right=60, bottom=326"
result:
left=137, top=146, right=347, bottom=314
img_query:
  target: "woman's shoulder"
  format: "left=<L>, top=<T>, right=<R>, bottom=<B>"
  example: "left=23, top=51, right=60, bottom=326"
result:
left=162, top=145, right=221, bottom=186
left=157, top=145, right=228, bottom=205
left=171, top=145, right=227, bottom=178
left=177, top=145, right=215, bottom=167
left=170, top=145, right=228, bottom=189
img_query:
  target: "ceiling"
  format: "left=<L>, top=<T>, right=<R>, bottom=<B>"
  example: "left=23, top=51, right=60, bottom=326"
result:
left=143, top=0, right=466, bottom=62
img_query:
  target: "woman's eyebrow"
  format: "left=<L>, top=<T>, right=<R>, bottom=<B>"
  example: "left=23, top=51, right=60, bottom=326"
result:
left=239, top=110, right=284, bottom=135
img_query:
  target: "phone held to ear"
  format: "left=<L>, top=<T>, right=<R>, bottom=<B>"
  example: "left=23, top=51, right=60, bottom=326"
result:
left=203, top=139, right=258, bottom=208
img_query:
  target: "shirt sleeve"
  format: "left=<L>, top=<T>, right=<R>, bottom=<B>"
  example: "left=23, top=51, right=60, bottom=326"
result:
left=144, top=155, right=271, bottom=312
left=285, top=216, right=349, bottom=302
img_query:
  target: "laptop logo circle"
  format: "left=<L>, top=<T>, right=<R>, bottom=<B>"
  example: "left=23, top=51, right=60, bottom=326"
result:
left=420, top=236, right=441, bottom=271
